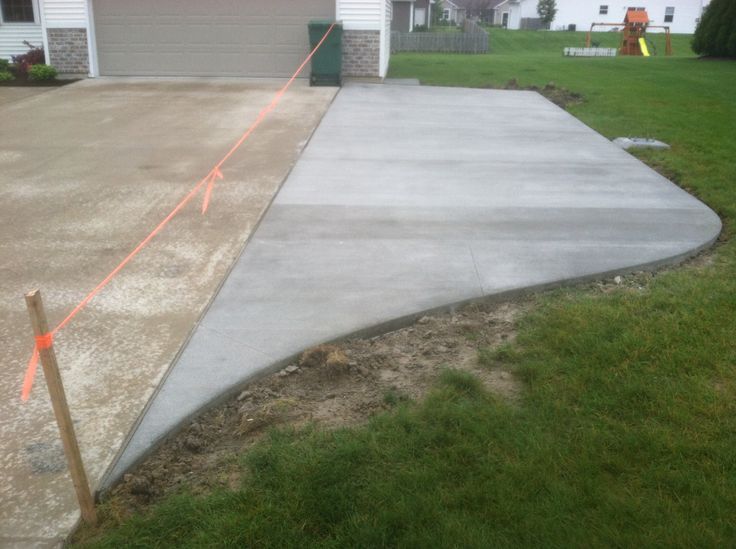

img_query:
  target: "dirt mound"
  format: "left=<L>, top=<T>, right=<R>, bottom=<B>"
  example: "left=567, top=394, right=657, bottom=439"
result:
left=496, top=79, right=584, bottom=109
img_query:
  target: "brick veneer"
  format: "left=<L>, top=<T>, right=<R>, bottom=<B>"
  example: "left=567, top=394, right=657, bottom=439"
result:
left=342, top=30, right=381, bottom=77
left=47, top=28, right=89, bottom=75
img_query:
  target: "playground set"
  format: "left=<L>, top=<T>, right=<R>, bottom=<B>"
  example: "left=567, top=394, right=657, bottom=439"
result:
left=586, top=9, right=673, bottom=56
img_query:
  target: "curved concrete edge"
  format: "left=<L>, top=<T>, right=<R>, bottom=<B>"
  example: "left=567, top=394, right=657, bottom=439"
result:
left=99, top=218, right=721, bottom=494
left=99, top=83, right=724, bottom=493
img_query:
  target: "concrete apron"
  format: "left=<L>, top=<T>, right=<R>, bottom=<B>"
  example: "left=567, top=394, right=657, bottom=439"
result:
left=0, top=78, right=337, bottom=545
left=105, top=84, right=721, bottom=490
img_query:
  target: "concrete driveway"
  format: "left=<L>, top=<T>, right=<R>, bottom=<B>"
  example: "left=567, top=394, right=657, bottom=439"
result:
left=107, top=83, right=721, bottom=493
left=0, top=78, right=336, bottom=545
left=0, top=86, right=55, bottom=108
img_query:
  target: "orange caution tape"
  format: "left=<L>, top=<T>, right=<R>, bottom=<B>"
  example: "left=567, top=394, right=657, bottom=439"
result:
left=22, top=348, right=40, bottom=399
left=21, top=23, right=336, bottom=402
left=201, top=168, right=224, bottom=215
left=35, top=333, right=53, bottom=350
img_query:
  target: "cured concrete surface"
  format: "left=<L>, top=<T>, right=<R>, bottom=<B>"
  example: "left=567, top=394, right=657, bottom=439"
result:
left=0, top=79, right=336, bottom=546
left=107, top=84, right=721, bottom=486
left=0, top=86, right=54, bottom=108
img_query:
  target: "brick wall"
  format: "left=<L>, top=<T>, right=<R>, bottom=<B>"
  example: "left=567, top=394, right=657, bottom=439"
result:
left=342, top=30, right=380, bottom=78
left=47, top=28, right=89, bottom=75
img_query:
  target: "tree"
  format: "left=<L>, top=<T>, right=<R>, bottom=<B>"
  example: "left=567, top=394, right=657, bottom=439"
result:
left=464, top=0, right=496, bottom=22
left=431, top=0, right=445, bottom=26
left=692, top=0, right=736, bottom=58
left=536, top=0, right=557, bottom=27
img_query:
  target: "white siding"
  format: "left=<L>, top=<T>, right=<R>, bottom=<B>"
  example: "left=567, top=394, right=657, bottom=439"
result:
left=552, top=0, right=706, bottom=34
left=507, top=1, right=522, bottom=29
left=507, top=0, right=540, bottom=28
left=519, top=0, right=539, bottom=21
left=42, top=0, right=88, bottom=28
left=337, top=0, right=383, bottom=30
left=509, top=0, right=707, bottom=33
left=0, top=23, right=43, bottom=60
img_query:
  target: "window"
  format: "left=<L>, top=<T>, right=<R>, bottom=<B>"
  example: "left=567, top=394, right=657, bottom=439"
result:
left=664, top=6, right=675, bottom=23
left=628, top=6, right=646, bottom=11
left=443, top=9, right=450, bottom=20
left=1, top=0, right=35, bottom=23
left=599, top=5, right=608, bottom=15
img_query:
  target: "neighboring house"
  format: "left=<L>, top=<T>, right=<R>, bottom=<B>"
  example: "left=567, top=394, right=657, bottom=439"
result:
left=391, top=0, right=437, bottom=32
left=441, top=0, right=467, bottom=24
left=391, top=0, right=499, bottom=31
left=0, top=0, right=394, bottom=78
left=452, top=0, right=506, bottom=23
left=392, top=0, right=415, bottom=31
left=493, top=0, right=517, bottom=26
left=496, top=0, right=709, bottom=33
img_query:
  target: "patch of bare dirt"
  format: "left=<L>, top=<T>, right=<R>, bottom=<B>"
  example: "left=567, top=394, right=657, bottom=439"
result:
left=494, top=79, right=584, bottom=109
left=99, top=300, right=528, bottom=521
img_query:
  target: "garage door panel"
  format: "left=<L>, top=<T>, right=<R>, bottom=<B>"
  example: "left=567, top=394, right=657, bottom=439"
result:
left=93, top=0, right=335, bottom=77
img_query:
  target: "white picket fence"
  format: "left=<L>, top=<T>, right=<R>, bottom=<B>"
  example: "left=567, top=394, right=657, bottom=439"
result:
left=563, top=47, right=618, bottom=57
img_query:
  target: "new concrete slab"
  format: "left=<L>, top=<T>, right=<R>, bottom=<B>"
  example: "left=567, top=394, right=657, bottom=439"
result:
left=106, top=84, right=721, bottom=488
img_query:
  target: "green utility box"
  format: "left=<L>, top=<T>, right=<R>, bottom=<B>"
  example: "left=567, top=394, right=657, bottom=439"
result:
left=308, top=20, right=343, bottom=86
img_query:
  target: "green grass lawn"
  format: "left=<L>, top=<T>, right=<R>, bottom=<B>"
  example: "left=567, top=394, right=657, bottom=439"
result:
left=423, top=24, right=463, bottom=33
left=77, top=31, right=736, bottom=547
left=486, top=28, right=694, bottom=56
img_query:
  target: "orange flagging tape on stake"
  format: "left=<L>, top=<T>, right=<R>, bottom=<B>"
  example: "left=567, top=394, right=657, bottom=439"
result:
left=35, top=333, right=53, bottom=350
left=21, top=23, right=336, bottom=402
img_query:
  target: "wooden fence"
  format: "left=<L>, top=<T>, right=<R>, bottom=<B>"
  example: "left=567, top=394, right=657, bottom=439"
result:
left=520, top=18, right=549, bottom=30
left=391, top=19, right=489, bottom=54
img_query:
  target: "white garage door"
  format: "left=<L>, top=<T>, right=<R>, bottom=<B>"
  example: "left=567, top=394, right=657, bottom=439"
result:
left=92, top=0, right=335, bottom=77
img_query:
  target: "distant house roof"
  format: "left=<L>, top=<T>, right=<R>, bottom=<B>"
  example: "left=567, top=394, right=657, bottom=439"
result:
left=450, top=0, right=506, bottom=9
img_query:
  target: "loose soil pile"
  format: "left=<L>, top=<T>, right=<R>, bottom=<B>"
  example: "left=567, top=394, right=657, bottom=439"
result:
left=496, top=79, right=584, bottom=109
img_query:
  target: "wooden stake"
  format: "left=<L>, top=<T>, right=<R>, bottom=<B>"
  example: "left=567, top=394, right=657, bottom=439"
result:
left=25, top=290, right=97, bottom=526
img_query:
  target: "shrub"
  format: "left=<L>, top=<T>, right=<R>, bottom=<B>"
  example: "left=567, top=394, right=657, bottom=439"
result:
left=692, top=0, right=736, bottom=58
left=28, top=64, right=57, bottom=82
left=11, top=41, right=45, bottom=76
left=0, top=71, right=14, bottom=82
left=0, top=58, right=10, bottom=72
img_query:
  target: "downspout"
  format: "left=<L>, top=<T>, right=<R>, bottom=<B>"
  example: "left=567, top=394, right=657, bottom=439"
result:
left=428, top=0, right=432, bottom=29
left=410, top=0, right=414, bottom=31
left=85, top=0, right=98, bottom=76
left=38, top=0, right=51, bottom=65
left=379, top=0, right=386, bottom=77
